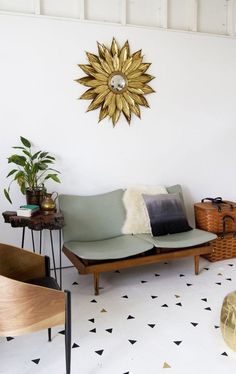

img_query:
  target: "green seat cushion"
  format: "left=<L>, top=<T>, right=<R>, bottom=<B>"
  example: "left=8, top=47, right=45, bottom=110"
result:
left=59, top=190, right=126, bottom=242
left=64, top=235, right=153, bottom=260
left=136, top=229, right=217, bottom=249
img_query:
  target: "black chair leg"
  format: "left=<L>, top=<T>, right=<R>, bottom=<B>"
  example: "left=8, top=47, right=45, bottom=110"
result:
left=65, top=290, right=71, bottom=374
left=48, top=328, right=52, bottom=342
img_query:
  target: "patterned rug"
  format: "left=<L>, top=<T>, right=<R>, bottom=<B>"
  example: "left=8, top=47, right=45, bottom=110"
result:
left=1, top=256, right=236, bottom=373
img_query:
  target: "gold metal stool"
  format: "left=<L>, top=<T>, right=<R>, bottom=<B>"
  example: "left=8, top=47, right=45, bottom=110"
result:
left=221, top=291, right=236, bottom=351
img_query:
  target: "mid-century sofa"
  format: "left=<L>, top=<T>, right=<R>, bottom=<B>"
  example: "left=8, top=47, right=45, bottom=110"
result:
left=59, top=185, right=216, bottom=294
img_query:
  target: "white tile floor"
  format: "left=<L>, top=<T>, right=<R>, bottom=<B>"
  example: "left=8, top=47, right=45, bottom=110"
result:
left=1, top=256, right=236, bottom=374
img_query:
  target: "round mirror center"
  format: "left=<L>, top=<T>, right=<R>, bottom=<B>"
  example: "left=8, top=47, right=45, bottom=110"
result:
left=110, top=74, right=126, bottom=93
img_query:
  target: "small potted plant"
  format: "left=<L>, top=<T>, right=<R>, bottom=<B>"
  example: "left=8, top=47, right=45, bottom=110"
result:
left=4, top=136, right=61, bottom=205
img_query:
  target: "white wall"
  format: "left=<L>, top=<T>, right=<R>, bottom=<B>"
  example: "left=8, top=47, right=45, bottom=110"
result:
left=0, top=14, right=236, bottom=262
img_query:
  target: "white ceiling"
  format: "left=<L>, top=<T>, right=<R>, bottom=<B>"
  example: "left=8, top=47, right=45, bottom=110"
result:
left=0, top=0, right=235, bottom=37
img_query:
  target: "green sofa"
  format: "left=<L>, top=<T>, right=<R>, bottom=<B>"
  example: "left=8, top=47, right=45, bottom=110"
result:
left=59, top=186, right=216, bottom=294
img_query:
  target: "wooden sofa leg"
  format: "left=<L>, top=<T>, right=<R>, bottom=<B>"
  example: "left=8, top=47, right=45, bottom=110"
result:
left=94, top=272, right=99, bottom=295
left=194, top=255, right=199, bottom=275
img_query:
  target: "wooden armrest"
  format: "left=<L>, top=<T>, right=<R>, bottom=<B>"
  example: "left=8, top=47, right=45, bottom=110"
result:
left=0, top=275, right=65, bottom=336
left=0, top=243, right=47, bottom=281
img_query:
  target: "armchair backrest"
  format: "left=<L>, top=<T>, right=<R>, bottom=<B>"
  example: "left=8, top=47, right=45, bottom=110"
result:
left=59, top=189, right=126, bottom=242
left=0, top=275, right=65, bottom=337
left=0, top=243, right=46, bottom=281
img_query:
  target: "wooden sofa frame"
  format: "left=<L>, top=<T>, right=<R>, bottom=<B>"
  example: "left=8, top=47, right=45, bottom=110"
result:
left=63, top=243, right=213, bottom=295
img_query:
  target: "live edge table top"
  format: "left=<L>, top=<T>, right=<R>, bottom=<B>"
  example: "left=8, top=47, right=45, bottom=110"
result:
left=2, top=211, right=64, bottom=231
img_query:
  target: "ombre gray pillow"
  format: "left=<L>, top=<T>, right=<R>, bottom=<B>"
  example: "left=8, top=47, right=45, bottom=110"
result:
left=142, top=193, right=192, bottom=236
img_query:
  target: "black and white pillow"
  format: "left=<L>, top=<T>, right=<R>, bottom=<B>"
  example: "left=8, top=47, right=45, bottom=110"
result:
left=142, top=193, right=192, bottom=236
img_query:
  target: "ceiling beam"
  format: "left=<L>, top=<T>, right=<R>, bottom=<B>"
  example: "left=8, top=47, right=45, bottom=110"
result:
left=186, top=0, right=198, bottom=32
left=160, top=0, right=168, bottom=29
left=121, top=0, right=127, bottom=25
left=79, top=0, right=85, bottom=20
left=227, top=0, right=235, bottom=36
left=34, top=0, right=40, bottom=15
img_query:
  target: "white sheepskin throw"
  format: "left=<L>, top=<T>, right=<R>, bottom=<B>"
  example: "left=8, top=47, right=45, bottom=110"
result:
left=122, top=185, right=168, bottom=234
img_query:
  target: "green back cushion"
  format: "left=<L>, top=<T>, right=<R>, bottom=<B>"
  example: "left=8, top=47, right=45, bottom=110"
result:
left=59, top=189, right=126, bottom=242
left=166, top=184, right=186, bottom=212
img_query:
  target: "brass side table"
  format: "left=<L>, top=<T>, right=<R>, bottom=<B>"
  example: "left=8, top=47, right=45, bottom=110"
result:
left=2, top=211, right=64, bottom=288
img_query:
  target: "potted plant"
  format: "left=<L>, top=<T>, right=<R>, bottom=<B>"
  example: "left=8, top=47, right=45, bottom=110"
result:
left=4, top=136, right=61, bottom=205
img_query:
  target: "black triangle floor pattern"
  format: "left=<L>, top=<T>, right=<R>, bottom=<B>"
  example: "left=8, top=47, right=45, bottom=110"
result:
left=176, top=302, right=182, bottom=306
left=174, top=341, right=182, bottom=346
left=32, top=359, right=40, bottom=365
left=6, top=337, right=14, bottom=341
left=128, top=340, right=137, bottom=345
left=106, top=328, right=113, bottom=333
left=127, top=315, right=135, bottom=319
left=72, top=343, right=79, bottom=348
left=1, top=257, right=236, bottom=374
left=95, top=350, right=104, bottom=356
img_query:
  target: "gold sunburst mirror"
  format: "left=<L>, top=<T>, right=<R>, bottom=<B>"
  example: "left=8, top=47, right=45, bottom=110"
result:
left=76, top=38, right=155, bottom=126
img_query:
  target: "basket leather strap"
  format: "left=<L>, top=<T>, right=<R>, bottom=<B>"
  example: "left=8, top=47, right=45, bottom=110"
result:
left=221, top=200, right=234, bottom=210
left=222, top=215, right=236, bottom=238
left=201, top=197, right=222, bottom=203
left=201, top=197, right=234, bottom=212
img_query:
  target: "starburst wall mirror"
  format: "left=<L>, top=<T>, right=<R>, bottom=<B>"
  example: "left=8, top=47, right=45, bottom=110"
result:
left=76, top=38, right=155, bottom=126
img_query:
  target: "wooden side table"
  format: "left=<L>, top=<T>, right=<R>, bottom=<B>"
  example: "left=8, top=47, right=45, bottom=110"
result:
left=2, top=211, right=64, bottom=288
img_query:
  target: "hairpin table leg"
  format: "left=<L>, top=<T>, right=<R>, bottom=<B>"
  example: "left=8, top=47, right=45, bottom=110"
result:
left=39, top=230, right=42, bottom=254
left=31, top=230, right=35, bottom=253
left=21, top=227, right=25, bottom=248
left=59, top=229, right=62, bottom=290
left=50, top=230, right=57, bottom=281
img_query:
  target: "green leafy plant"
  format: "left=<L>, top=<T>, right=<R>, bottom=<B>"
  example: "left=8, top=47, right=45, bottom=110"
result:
left=4, top=136, right=61, bottom=204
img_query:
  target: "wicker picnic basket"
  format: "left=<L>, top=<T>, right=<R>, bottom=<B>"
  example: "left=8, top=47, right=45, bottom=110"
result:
left=206, top=233, right=236, bottom=262
left=194, top=198, right=236, bottom=262
left=194, top=200, right=236, bottom=234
